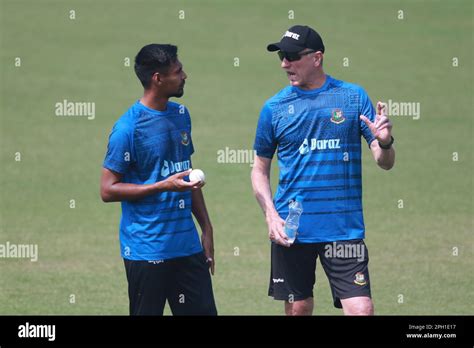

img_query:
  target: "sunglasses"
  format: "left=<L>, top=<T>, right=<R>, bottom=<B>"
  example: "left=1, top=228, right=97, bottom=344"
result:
left=278, top=50, right=316, bottom=62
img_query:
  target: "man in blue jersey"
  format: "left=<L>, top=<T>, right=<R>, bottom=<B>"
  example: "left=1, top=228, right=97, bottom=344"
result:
left=251, top=25, right=395, bottom=316
left=100, top=44, right=217, bottom=315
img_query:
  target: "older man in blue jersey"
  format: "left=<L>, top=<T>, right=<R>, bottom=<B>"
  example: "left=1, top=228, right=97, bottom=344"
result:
left=101, top=44, right=217, bottom=315
left=252, top=25, right=395, bottom=316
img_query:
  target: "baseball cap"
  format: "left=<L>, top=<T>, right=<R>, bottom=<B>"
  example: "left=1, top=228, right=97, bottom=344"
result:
left=267, top=25, right=325, bottom=53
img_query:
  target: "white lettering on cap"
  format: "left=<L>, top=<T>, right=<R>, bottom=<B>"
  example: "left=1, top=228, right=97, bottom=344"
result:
left=283, top=31, right=300, bottom=40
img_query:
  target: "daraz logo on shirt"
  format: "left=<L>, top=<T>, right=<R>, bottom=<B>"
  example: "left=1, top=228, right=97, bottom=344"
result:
left=299, top=138, right=341, bottom=155
left=160, top=160, right=191, bottom=177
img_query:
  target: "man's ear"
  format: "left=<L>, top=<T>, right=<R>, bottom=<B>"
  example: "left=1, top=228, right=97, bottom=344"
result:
left=314, top=52, right=323, bottom=67
left=152, top=72, right=162, bottom=85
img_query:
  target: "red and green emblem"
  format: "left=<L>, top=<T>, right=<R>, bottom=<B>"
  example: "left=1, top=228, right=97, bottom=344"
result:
left=330, top=109, right=345, bottom=124
left=181, top=131, right=189, bottom=146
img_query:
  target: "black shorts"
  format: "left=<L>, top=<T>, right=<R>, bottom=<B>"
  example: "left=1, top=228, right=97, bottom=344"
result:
left=124, top=251, right=217, bottom=315
left=268, top=239, right=371, bottom=308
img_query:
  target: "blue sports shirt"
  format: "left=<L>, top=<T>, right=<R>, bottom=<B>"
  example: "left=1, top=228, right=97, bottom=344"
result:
left=254, top=75, right=376, bottom=243
left=103, top=101, right=202, bottom=260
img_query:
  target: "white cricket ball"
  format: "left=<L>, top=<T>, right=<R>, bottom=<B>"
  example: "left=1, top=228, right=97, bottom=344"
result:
left=189, top=169, right=206, bottom=183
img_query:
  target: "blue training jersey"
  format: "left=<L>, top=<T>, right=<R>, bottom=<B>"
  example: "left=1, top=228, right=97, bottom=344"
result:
left=254, top=75, right=376, bottom=243
left=103, top=101, right=202, bottom=260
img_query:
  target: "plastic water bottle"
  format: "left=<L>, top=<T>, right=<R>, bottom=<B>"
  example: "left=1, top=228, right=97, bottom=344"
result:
left=284, top=197, right=303, bottom=245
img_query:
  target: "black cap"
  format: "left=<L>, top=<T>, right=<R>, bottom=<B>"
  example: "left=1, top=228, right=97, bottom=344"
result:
left=267, top=25, right=325, bottom=53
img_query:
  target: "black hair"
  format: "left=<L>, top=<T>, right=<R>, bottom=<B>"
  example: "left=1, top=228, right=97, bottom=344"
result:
left=134, top=44, right=178, bottom=88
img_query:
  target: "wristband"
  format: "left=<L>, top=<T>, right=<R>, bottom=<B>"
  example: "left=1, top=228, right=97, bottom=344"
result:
left=378, top=136, right=394, bottom=150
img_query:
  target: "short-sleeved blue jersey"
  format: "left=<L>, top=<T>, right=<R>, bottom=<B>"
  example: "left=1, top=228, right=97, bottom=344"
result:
left=254, top=75, right=376, bottom=243
left=103, top=101, right=202, bottom=260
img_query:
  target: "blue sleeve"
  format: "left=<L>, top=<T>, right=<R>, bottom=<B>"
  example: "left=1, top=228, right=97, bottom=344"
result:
left=103, top=122, right=133, bottom=174
left=186, top=109, right=195, bottom=156
left=253, top=103, right=277, bottom=159
left=359, top=88, right=376, bottom=147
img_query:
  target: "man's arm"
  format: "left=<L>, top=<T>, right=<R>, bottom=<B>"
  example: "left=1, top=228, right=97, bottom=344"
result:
left=191, top=188, right=215, bottom=275
left=251, top=155, right=289, bottom=247
left=368, top=140, right=395, bottom=170
left=360, top=101, right=395, bottom=170
left=100, top=168, right=201, bottom=202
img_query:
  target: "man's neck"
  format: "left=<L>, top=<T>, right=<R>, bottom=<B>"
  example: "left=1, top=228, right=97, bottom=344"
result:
left=140, top=90, right=168, bottom=111
left=299, top=71, right=327, bottom=91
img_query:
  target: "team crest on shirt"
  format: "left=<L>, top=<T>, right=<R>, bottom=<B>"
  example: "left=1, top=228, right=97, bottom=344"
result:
left=354, top=272, right=367, bottom=286
left=330, top=109, right=345, bottom=124
left=181, top=131, right=190, bottom=146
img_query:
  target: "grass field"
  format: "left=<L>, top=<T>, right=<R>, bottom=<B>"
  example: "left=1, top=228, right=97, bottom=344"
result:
left=0, top=0, right=472, bottom=315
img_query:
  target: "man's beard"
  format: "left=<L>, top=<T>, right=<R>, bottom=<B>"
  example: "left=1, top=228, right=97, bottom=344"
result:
left=171, top=90, right=184, bottom=98
left=169, top=85, right=184, bottom=98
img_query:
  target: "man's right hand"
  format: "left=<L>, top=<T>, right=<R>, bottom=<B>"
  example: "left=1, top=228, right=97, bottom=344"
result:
left=266, top=213, right=290, bottom=247
left=162, top=169, right=204, bottom=192
left=251, top=155, right=291, bottom=247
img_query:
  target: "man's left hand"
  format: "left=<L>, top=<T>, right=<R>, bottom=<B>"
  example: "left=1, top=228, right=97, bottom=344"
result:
left=360, top=101, right=393, bottom=146
left=201, top=231, right=215, bottom=275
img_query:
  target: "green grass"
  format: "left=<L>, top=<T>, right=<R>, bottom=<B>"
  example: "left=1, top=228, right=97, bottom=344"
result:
left=0, top=0, right=472, bottom=315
